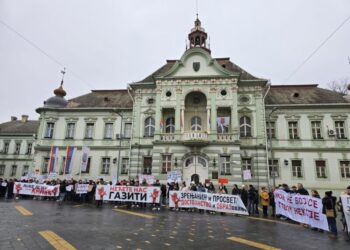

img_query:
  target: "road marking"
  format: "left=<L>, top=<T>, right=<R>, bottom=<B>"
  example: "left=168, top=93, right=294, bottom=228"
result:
left=227, top=236, right=281, bottom=250
left=245, top=216, right=300, bottom=227
left=112, top=209, right=155, bottom=219
left=15, top=206, right=33, bottom=216
left=39, top=230, right=77, bottom=250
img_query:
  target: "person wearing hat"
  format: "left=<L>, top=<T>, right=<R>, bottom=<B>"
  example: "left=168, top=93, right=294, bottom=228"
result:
left=322, top=191, right=337, bottom=239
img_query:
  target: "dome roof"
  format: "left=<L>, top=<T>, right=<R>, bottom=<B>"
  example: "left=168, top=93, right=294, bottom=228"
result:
left=44, top=95, right=68, bottom=108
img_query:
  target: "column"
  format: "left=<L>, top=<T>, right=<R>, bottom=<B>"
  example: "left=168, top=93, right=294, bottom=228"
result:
left=181, top=108, right=185, bottom=133
left=207, top=107, right=211, bottom=133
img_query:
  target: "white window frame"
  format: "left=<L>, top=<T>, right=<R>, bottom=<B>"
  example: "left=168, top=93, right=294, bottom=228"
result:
left=311, top=121, right=322, bottom=139
left=269, top=159, right=279, bottom=177
left=240, top=116, right=252, bottom=137
left=191, top=116, right=202, bottom=131
left=335, top=121, right=346, bottom=139
left=4, top=142, right=9, bottom=154
left=85, top=123, right=94, bottom=139
left=10, top=165, right=17, bottom=176
left=22, top=165, right=29, bottom=176
left=242, top=158, right=252, bottom=179
left=121, top=158, right=129, bottom=174
left=288, top=121, right=299, bottom=139
left=291, top=160, right=303, bottom=178
left=161, top=155, right=172, bottom=174
left=101, top=158, right=110, bottom=174
left=26, top=143, right=32, bottom=155
left=14, top=142, right=21, bottom=155
left=42, top=157, right=49, bottom=174
left=165, top=117, right=175, bottom=133
left=66, top=123, right=75, bottom=139
left=144, top=117, right=155, bottom=137
left=0, top=165, right=5, bottom=175
left=340, top=160, right=350, bottom=179
left=104, top=123, right=114, bottom=139
left=266, top=121, right=276, bottom=139
left=124, top=123, right=132, bottom=138
left=45, top=122, right=55, bottom=138
left=220, top=156, right=231, bottom=175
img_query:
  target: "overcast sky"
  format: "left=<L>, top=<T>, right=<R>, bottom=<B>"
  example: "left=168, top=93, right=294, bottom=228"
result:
left=0, top=0, right=349, bottom=123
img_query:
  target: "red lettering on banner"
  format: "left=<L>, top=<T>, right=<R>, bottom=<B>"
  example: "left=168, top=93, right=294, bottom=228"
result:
left=287, top=196, right=293, bottom=204
left=133, top=187, right=147, bottom=193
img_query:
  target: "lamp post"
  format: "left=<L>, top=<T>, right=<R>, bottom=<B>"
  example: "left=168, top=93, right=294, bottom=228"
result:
left=113, top=109, right=123, bottom=182
left=268, top=107, right=278, bottom=187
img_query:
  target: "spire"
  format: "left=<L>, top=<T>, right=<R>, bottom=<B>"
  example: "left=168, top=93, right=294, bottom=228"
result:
left=54, top=68, right=67, bottom=97
left=187, top=15, right=210, bottom=53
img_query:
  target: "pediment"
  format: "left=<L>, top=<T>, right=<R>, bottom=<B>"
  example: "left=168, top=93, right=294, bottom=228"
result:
left=158, top=48, right=236, bottom=78
left=143, top=108, right=156, bottom=115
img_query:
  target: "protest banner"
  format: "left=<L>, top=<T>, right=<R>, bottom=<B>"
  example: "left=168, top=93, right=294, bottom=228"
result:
left=274, top=189, right=329, bottom=231
left=167, top=170, right=182, bottom=183
left=169, top=191, right=248, bottom=215
left=75, top=184, right=89, bottom=194
left=138, top=175, right=154, bottom=185
left=95, top=185, right=161, bottom=203
left=243, top=169, right=252, bottom=180
left=341, top=195, right=350, bottom=232
left=13, top=182, right=60, bottom=197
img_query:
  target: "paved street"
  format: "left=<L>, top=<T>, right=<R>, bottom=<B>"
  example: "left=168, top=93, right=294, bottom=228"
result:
left=0, top=199, right=349, bottom=250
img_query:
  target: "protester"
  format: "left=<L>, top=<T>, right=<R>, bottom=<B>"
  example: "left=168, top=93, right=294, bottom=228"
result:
left=248, top=184, right=257, bottom=215
left=322, top=191, right=337, bottom=239
left=231, top=184, right=241, bottom=196
left=269, top=187, right=276, bottom=217
left=297, top=183, right=309, bottom=195
left=240, top=185, right=248, bottom=208
left=260, top=186, right=269, bottom=217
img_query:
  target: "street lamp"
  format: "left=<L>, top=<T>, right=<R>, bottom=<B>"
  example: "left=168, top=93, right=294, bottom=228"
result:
left=268, top=107, right=278, bottom=187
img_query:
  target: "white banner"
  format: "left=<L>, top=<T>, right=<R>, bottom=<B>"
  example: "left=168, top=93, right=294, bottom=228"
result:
left=138, top=175, right=154, bottom=185
left=13, top=182, right=60, bottom=197
left=81, top=147, right=90, bottom=172
left=274, top=190, right=329, bottom=231
left=75, top=184, right=89, bottom=194
left=243, top=169, right=252, bottom=180
left=167, top=170, right=182, bottom=183
left=169, top=191, right=248, bottom=215
left=95, top=185, right=161, bottom=203
left=341, top=195, right=350, bottom=232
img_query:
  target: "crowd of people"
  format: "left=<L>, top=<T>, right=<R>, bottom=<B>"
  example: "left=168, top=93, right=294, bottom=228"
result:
left=0, top=177, right=349, bottom=239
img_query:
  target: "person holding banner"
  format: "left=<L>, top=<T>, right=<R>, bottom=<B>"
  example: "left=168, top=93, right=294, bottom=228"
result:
left=322, top=191, right=338, bottom=239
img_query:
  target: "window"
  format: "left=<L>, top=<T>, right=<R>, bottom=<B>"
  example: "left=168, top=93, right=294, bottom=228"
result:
left=144, top=117, right=155, bottom=137
left=22, top=165, right=29, bottom=176
left=85, top=123, right=94, bottom=139
left=10, top=165, right=17, bottom=176
left=45, top=122, right=54, bottom=138
left=121, top=158, right=129, bottom=174
left=315, top=160, right=327, bottom=178
left=42, top=157, right=49, bottom=174
left=240, top=116, right=252, bottom=137
left=161, top=155, right=172, bottom=174
left=288, top=121, right=299, bottom=139
left=198, top=157, right=207, bottom=167
left=14, top=143, right=21, bottom=155
left=266, top=122, right=275, bottom=139
left=0, top=165, right=5, bottom=175
left=101, top=158, right=110, bottom=174
left=191, top=116, right=202, bottom=131
left=311, top=121, right=322, bottom=139
left=185, top=156, right=194, bottom=167
left=66, top=123, right=75, bottom=139
left=124, top=123, right=132, bottom=138
left=220, top=156, right=231, bottom=175
left=104, top=123, right=113, bottom=139
left=4, top=142, right=9, bottom=154
left=340, top=161, right=350, bottom=179
left=242, top=158, right=252, bottom=178
left=335, top=121, right=346, bottom=139
left=165, top=117, right=175, bottom=133
left=82, top=157, right=91, bottom=174
left=269, top=159, right=279, bottom=177
left=143, top=157, right=152, bottom=174
left=26, top=143, right=32, bottom=155
left=291, top=160, right=303, bottom=178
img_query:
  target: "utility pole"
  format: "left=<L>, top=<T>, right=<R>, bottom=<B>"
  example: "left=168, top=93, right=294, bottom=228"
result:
left=268, top=107, right=278, bottom=187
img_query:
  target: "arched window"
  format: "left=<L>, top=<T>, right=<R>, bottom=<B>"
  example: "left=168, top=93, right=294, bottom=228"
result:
left=165, top=117, right=175, bottom=133
left=144, top=117, right=155, bottom=137
left=191, top=116, right=202, bottom=131
left=240, top=116, right=252, bottom=137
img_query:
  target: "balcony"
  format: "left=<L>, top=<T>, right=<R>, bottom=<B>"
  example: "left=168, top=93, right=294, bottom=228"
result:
left=182, top=132, right=209, bottom=146
left=217, top=133, right=237, bottom=142
left=160, top=134, right=176, bottom=142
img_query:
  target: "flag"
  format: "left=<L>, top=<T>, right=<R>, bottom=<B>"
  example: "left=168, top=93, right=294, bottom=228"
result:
left=64, top=146, right=76, bottom=174
left=48, top=146, right=59, bottom=173
left=81, top=147, right=90, bottom=172
left=216, top=117, right=230, bottom=133
left=160, top=119, right=164, bottom=131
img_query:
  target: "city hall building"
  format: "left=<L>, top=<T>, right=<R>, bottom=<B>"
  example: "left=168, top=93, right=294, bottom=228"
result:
left=1, top=18, right=350, bottom=194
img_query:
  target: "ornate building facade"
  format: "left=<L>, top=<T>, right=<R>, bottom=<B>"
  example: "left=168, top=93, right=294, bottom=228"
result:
left=1, top=18, right=349, bottom=194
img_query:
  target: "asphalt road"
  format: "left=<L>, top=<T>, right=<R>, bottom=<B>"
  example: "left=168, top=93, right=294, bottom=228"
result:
left=0, top=199, right=349, bottom=250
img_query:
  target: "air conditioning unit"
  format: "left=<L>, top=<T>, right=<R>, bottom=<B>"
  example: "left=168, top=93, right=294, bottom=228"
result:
left=328, top=129, right=335, bottom=136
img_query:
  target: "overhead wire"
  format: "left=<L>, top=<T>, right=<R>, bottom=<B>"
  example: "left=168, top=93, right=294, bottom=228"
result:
left=0, top=18, right=95, bottom=89
left=285, top=14, right=350, bottom=81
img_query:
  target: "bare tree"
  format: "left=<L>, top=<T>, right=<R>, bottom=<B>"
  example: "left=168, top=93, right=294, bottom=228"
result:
left=327, top=77, right=350, bottom=95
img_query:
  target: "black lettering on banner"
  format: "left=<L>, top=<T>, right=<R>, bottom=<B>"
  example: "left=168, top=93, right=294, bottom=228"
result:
left=127, top=192, right=134, bottom=200
left=141, top=193, right=147, bottom=201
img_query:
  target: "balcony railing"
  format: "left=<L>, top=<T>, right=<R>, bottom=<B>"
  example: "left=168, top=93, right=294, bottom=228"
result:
left=160, top=134, right=176, bottom=141
left=217, top=133, right=236, bottom=142
left=182, top=132, right=208, bottom=141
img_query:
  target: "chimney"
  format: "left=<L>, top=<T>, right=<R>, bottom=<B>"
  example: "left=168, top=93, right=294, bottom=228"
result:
left=11, top=116, right=17, bottom=121
left=21, top=115, right=29, bottom=122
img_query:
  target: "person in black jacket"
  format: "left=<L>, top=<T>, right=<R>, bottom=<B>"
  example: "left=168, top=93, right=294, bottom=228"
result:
left=296, top=183, right=309, bottom=195
left=322, top=191, right=337, bottom=239
left=240, top=185, right=248, bottom=208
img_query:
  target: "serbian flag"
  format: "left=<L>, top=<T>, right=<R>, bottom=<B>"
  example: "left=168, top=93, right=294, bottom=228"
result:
left=48, top=146, right=59, bottom=173
left=160, top=119, right=164, bottom=130
left=64, top=146, right=76, bottom=174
